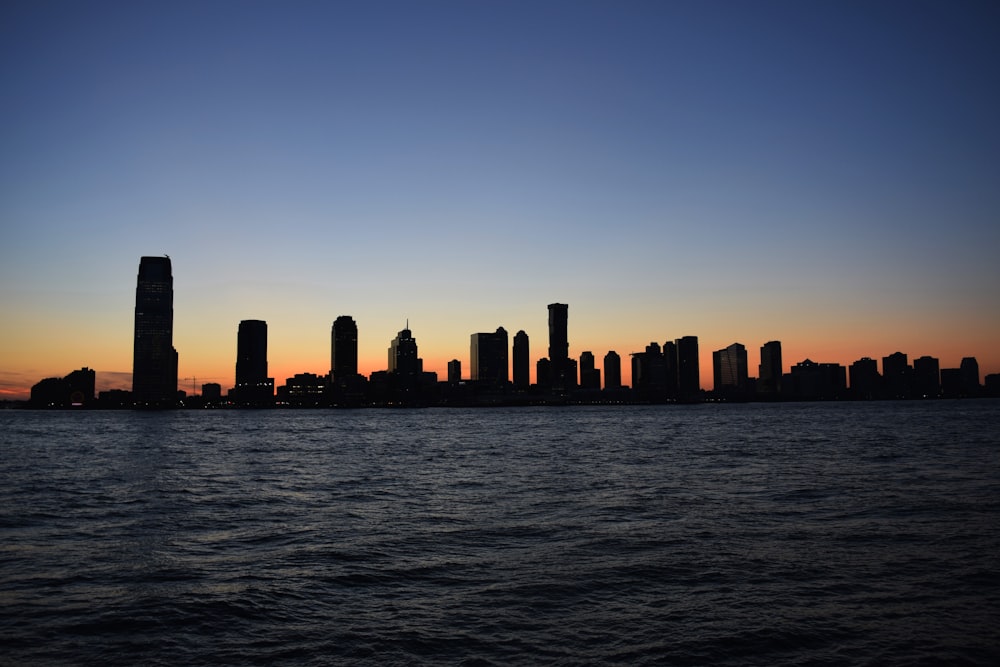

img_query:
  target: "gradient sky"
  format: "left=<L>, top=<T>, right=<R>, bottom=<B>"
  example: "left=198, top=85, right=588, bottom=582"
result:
left=2, top=0, right=999, bottom=399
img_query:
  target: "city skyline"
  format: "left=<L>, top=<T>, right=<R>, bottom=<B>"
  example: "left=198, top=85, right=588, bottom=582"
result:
left=18, top=262, right=998, bottom=403
left=2, top=2, right=999, bottom=399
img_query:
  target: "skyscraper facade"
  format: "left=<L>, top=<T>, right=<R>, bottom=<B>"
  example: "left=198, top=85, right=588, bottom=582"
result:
left=675, top=335, right=700, bottom=400
left=849, top=357, right=880, bottom=399
left=447, top=359, right=462, bottom=384
left=471, top=327, right=509, bottom=386
left=547, top=303, right=570, bottom=390
left=758, top=340, right=782, bottom=397
left=579, top=351, right=600, bottom=390
left=603, top=351, right=622, bottom=390
left=132, top=256, right=177, bottom=406
left=882, top=352, right=911, bottom=399
left=512, top=330, right=530, bottom=389
left=234, top=319, right=273, bottom=405
left=389, top=326, right=421, bottom=376
left=331, top=315, right=359, bottom=382
left=912, top=355, right=940, bottom=398
left=713, top=342, right=748, bottom=393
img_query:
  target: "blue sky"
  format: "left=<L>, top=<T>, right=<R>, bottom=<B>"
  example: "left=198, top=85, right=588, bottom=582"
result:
left=2, top=1, right=999, bottom=396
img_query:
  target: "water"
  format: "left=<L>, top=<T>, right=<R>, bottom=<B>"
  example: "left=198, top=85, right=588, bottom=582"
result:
left=2, top=402, right=999, bottom=666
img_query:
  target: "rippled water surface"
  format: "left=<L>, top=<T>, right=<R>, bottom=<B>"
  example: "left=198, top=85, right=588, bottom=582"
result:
left=2, top=402, right=999, bottom=665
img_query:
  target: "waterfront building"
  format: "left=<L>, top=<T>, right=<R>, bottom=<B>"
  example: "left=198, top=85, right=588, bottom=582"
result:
left=132, top=256, right=177, bottom=406
left=713, top=342, right=749, bottom=395
left=29, top=367, right=96, bottom=408
left=547, top=303, right=572, bottom=391
left=912, top=356, right=941, bottom=398
left=447, top=359, right=462, bottom=384
left=758, top=341, right=783, bottom=396
left=579, top=351, right=600, bottom=390
left=604, top=351, right=622, bottom=390
left=787, top=359, right=847, bottom=400
left=849, top=357, right=881, bottom=399
left=233, top=319, right=274, bottom=405
left=960, top=357, right=980, bottom=396
left=278, top=372, right=327, bottom=407
left=471, top=327, right=509, bottom=386
left=536, top=357, right=551, bottom=388
left=632, top=343, right=667, bottom=402
left=512, top=330, right=530, bottom=389
left=389, top=325, right=422, bottom=376
left=331, top=316, right=359, bottom=383
left=882, top=352, right=912, bottom=399
left=201, top=383, right=222, bottom=401
left=675, top=336, right=700, bottom=400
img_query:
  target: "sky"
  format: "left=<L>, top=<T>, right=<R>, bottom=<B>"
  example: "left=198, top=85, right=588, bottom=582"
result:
left=2, top=0, right=999, bottom=399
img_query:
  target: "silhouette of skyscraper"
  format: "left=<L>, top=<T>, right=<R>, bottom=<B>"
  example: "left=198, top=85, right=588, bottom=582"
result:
left=713, top=342, right=748, bottom=394
left=633, top=342, right=667, bottom=402
left=912, top=356, right=940, bottom=398
left=512, top=330, right=530, bottom=389
left=132, top=256, right=177, bottom=406
left=960, top=357, right=980, bottom=396
left=758, top=341, right=782, bottom=396
left=447, top=359, right=462, bottom=384
left=389, top=326, right=421, bottom=376
left=675, top=336, right=700, bottom=400
left=849, top=357, right=880, bottom=399
left=882, top=352, right=912, bottom=399
left=471, top=327, right=509, bottom=386
left=331, top=316, right=359, bottom=382
left=547, top=303, right=570, bottom=390
left=234, top=319, right=273, bottom=405
left=579, top=351, right=600, bottom=390
left=603, top=351, right=622, bottom=390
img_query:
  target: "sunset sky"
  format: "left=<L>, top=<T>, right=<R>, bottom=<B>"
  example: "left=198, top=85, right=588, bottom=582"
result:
left=2, top=1, right=998, bottom=399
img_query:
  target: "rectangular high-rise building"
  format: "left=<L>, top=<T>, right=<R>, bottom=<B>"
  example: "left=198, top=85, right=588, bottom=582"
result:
left=512, top=330, right=530, bottom=389
left=234, top=319, right=273, bottom=405
left=547, top=303, right=570, bottom=390
left=132, top=256, right=177, bottom=406
left=603, top=351, right=622, bottom=390
left=675, top=335, right=700, bottom=401
left=713, top=342, right=748, bottom=393
left=332, top=315, right=359, bottom=382
left=758, top=341, right=782, bottom=396
left=471, top=327, right=509, bottom=386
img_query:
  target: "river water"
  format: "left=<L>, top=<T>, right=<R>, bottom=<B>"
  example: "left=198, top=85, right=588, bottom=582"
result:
left=2, top=401, right=999, bottom=665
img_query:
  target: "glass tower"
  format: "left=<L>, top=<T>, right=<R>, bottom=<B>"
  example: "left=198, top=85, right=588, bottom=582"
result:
left=132, top=256, right=177, bottom=406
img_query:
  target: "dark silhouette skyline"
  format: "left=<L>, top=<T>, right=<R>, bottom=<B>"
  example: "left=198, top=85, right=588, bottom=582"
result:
left=17, top=257, right=1000, bottom=408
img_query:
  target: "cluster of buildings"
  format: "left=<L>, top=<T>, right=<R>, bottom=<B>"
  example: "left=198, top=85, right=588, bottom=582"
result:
left=24, top=256, right=999, bottom=408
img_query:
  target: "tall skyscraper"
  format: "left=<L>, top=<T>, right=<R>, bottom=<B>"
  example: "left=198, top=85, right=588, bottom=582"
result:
left=960, top=357, right=980, bottom=396
left=758, top=341, right=782, bottom=396
left=447, top=359, right=462, bottom=384
left=912, top=355, right=940, bottom=398
left=882, top=351, right=911, bottom=398
left=389, top=325, right=421, bottom=376
left=234, top=319, right=273, bottom=405
left=512, top=330, right=530, bottom=389
left=331, top=315, right=359, bottom=382
left=603, top=351, right=622, bottom=390
left=849, top=357, right=880, bottom=399
left=471, top=327, right=509, bottom=386
left=675, top=335, right=700, bottom=400
left=713, top=342, right=748, bottom=393
left=547, top=303, right=570, bottom=390
left=132, top=256, right=177, bottom=406
left=579, top=351, right=600, bottom=390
